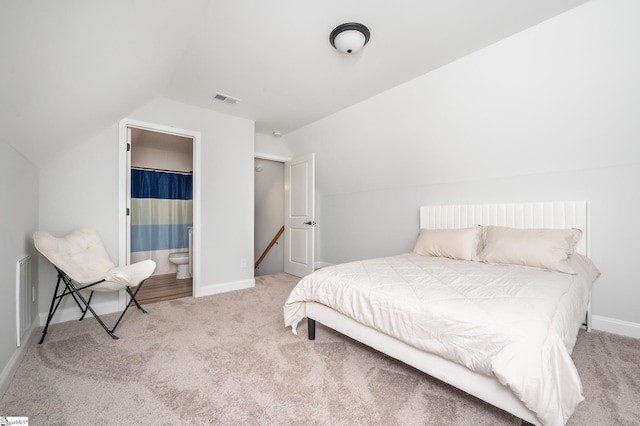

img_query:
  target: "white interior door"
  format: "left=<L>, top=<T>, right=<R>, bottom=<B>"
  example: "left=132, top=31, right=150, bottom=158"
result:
left=284, top=153, right=315, bottom=277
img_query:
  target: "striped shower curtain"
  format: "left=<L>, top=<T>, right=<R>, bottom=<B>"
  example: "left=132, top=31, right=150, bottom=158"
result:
left=130, top=168, right=193, bottom=275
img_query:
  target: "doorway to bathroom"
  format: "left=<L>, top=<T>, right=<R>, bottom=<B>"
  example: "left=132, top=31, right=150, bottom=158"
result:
left=120, top=120, right=199, bottom=305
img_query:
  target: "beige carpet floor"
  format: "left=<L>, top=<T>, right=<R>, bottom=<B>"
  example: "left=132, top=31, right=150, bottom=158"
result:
left=1, top=273, right=638, bottom=425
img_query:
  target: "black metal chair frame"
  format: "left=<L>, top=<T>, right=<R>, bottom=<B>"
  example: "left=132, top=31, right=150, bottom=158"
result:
left=39, top=265, right=148, bottom=344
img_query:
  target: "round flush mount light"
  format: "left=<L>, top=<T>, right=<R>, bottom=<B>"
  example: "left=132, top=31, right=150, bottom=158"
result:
left=329, top=23, right=370, bottom=54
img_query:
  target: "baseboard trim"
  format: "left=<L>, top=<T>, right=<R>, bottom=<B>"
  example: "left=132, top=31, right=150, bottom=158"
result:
left=314, top=261, right=333, bottom=270
left=592, top=315, right=640, bottom=339
left=39, top=278, right=258, bottom=324
left=0, top=322, right=38, bottom=399
left=195, top=278, right=255, bottom=298
left=38, top=299, right=121, bottom=327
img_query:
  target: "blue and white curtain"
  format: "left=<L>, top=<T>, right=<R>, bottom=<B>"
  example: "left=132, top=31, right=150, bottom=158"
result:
left=130, top=168, right=192, bottom=275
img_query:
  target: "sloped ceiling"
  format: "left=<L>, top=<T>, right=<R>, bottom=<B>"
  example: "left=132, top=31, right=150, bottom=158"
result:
left=0, top=0, right=209, bottom=167
left=0, top=0, right=589, bottom=167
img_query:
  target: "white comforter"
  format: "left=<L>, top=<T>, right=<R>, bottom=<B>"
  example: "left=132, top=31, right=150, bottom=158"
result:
left=283, top=253, right=600, bottom=426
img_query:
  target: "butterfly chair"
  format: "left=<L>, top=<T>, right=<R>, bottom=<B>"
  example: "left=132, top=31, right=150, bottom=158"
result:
left=34, top=228, right=156, bottom=344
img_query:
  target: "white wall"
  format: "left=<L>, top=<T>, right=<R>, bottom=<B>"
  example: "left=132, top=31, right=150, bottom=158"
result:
left=38, top=97, right=255, bottom=319
left=283, top=0, right=640, bottom=336
left=38, top=119, right=122, bottom=316
left=255, top=132, right=291, bottom=159
left=131, top=142, right=193, bottom=173
left=0, top=140, right=39, bottom=397
left=130, top=99, right=255, bottom=292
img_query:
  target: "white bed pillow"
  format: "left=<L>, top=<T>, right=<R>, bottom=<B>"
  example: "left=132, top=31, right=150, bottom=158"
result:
left=479, top=226, right=582, bottom=274
left=413, top=226, right=482, bottom=261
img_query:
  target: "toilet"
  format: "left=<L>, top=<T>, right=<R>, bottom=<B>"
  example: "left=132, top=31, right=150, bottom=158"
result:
left=168, top=252, right=190, bottom=279
left=168, top=227, right=193, bottom=279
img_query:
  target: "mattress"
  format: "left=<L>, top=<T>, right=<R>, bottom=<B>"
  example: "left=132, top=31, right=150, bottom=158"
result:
left=284, top=252, right=600, bottom=426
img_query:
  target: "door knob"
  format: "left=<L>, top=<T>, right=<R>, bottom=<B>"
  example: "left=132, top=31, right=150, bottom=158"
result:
left=304, top=221, right=316, bottom=225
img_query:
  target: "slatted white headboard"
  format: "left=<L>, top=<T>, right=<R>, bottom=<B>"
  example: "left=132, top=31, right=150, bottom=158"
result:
left=419, top=201, right=590, bottom=256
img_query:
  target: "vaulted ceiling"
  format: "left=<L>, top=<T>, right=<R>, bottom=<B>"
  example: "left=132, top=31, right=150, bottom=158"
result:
left=0, top=0, right=589, bottom=167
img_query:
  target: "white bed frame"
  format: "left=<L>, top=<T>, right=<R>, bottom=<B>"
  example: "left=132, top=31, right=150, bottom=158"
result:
left=305, top=201, right=590, bottom=426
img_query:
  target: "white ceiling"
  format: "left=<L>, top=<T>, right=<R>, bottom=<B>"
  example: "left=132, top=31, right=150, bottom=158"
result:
left=0, top=0, right=589, bottom=167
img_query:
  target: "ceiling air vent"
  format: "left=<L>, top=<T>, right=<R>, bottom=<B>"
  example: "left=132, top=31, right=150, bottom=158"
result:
left=212, top=92, right=240, bottom=105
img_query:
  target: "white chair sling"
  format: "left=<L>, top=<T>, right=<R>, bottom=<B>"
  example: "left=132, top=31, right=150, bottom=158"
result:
left=34, top=228, right=156, bottom=343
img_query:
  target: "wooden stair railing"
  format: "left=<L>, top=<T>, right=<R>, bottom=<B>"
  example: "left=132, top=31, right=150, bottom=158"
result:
left=255, top=225, right=285, bottom=269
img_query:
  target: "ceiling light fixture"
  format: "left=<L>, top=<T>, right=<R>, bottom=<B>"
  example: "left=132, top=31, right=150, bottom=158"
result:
left=329, top=23, right=370, bottom=54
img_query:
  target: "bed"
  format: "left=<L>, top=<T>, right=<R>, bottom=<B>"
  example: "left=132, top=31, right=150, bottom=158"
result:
left=283, top=201, right=600, bottom=426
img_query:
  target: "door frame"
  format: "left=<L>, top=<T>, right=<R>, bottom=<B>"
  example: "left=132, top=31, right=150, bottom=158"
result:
left=254, top=152, right=290, bottom=276
left=118, top=118, right=202, bottom=307
left=255, top=151, right=317, bottom=276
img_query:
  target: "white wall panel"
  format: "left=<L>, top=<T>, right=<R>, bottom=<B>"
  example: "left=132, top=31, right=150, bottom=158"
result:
left=0, top=141, right=39, bottom=397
